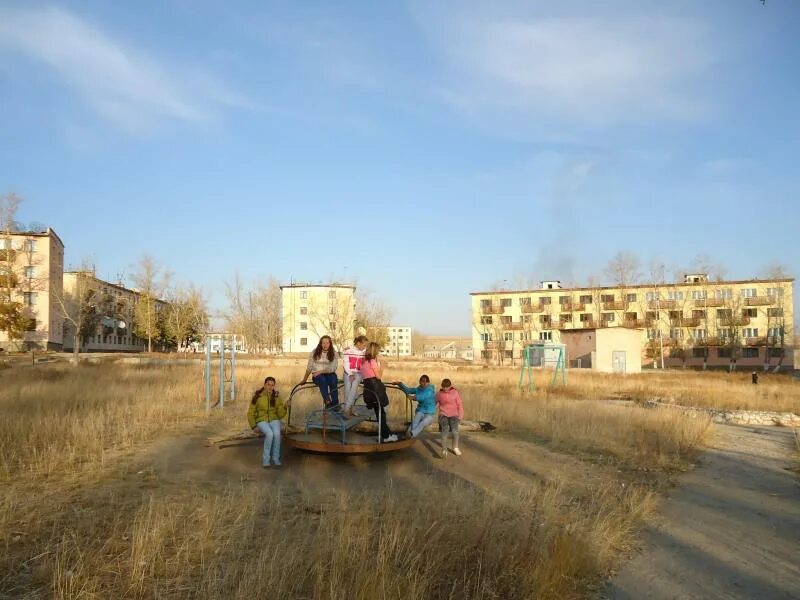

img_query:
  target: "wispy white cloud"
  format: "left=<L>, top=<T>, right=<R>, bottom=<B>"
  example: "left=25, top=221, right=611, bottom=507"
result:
left=0, top=6, right=248, bottom=133
left=419, top=10, right=716, bottom=126
left=702, top=157, right=755, bottom=177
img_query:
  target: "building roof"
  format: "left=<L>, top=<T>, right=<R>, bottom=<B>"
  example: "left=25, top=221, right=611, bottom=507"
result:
left=280, top=283, right=356, bottom=290
left=5, top=227, right=65, bottom=248
left=470, top=277, right=794, bottom=296
left=64, top=271, right=167, bottom=302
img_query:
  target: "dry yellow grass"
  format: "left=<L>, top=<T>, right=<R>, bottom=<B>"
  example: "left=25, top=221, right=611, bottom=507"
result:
left=0, top=363, right=714, bottom=598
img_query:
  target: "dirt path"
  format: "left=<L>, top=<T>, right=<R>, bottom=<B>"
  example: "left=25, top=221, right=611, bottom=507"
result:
left=604, top=423, right=800, bottom=600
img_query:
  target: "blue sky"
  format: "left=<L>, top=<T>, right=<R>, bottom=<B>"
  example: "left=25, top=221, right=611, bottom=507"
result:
left=1, top=0, right=798, bottom=335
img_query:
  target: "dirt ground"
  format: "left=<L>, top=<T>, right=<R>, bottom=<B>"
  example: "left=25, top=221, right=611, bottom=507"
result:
left=603, top=423, right=800, bottom=600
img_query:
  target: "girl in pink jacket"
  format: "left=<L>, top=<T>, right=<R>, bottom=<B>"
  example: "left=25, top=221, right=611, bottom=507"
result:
left=435, top=378, right=464, bottom=458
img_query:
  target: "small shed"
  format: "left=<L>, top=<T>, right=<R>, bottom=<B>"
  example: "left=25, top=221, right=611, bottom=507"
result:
left=560, top=327, right=642, bottom=374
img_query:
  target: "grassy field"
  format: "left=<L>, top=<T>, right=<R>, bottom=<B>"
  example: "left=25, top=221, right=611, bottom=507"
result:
left=0, top=361, right=767, bottom=599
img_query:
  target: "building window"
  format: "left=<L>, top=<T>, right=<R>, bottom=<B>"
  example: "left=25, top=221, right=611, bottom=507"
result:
left=740, top=288, right=756, bottom=298
left=300, top=322, right=307, bottom=331
left=667, top=291, right=684, bottom=301
left=299, top=291, right=308, bottom=299
left=718, top=348, right=732, bottom=358
left=742, top=327, right=759, bottom=338
left=767, top=327, right=783, bottom=340
left=715, top=288, right=732, bottom=300
left=24, top=266, right=36, bottom=279
left=500, top=298, right=512, bottom=307
left=504, top=350, right=513, bottom=359
left=625, top=293, right=637, bottom=302
left=601, top=313, right=615, bottom=322
left=480, top=333, right=492, bottom=342
left=690, top=329, right=707, bottom=339
left=692, top=348, right=705, bottom=358
left=647, top=329, right=659, bottom=340
left=538, top=331, right=552, bottom=341
left=579, top=313, right=592, bottom=322
left=691, top=290, right=707, bottom=300
left=25, top=318, right=37, bottom=331
left=481, top=316, right=493, bottom=325
left=766, top=287, right=783, bottom=297
left=328, top=290, right=337, bottom=299
left=560, top=313, right=572, bottom=322
left=716, top=309, right=732, bottom=320
left=742, top=308, right=757, bottom=318
left=742, top=348, right=759, bottom=358
left=539, top=315, right=551, bottom=325
left=519, top=297, right=531, bottom=306
left=299, top=307, right=307, bottom=315
left=601, top=294, right=614, bottom=303
left=579, top=294, right=592, bottom=304
left=23, top=292, right=37, bottom=306
left=692, top=310, right=706, bottom=319
left=500, top=315, right=512, bottom=325
left=300, top=337, right=308, bottom=346
left=718, top=327, right=732, bottom=340
left=645, top=291, right=659, bottom=301
left=767, top=308, right=783, bottom=317
left=559, top=296, right=571, bottom=305
left=670, top=328, right=682, bottom=339
left=767, top=347, right=783, bottom=357
left=23, top=239, right=37, bottom=252
left=503, top=332, right=513, bottom=341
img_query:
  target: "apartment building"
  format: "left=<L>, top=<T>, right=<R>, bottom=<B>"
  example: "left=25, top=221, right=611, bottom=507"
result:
left=281, top=283, right=356, bottom=354
left=381, top=325, right=412, bottom=357
left=422, top=336, right=474, bottom=360
left=62, top=272, right=166, bottom=353
left=471, top=274, right=795, bottom=370
left=0, top=227, right=65, bottom=351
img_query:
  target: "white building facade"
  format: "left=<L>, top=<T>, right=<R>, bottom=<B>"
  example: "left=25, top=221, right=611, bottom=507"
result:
left=382, top=325, right=412, bottom=357
left=281, top=284, right=356, bottom=354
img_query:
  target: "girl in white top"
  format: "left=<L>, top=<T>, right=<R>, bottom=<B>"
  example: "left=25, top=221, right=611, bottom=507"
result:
left=301, top=336, right=339, bottom=408
left=341, top=335, right=368, bottom=416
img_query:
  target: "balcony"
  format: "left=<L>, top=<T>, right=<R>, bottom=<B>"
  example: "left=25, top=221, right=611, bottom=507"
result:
left=622, top=319, right=648, bottom=328
left=579, top=319, right=596, bottom=328
left=521, top=303, right=546, bottom=313
left=0, top=249, right=16, bottom=261
left=602, top=301, right=626, bottom=311
left=503, top=321, right=524, bottom=330
left=681, top=317, right=701, bottom=327
left=744, top=336, right=768, bottom=346
left=694, top=298, right=724, bottom=308
left=558, top=318, right=573, bottom=328
left=648, top=300, right=676, bottom=309
left=745, top=297, right=773, bottom=307
left=481, top=304, right=505, bottom=315
left=482, top=341, right=496, bottom=349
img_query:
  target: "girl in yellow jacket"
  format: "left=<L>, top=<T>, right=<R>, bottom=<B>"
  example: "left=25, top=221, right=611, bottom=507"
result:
left=247, top=376, right=288, bottom=468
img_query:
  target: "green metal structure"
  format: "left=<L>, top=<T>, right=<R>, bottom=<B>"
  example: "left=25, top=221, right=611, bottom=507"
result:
left=518, top=342, right=567, bottom=392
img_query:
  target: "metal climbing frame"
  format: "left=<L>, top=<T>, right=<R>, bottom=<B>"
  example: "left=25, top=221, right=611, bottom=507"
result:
left=518, top=342, right=567, bottom=392
left=204, top=335, right=237, bottom=410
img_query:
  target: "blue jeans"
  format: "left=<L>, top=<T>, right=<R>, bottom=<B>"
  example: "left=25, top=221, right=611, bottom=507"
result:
left=313, top=372, right=339, bottom=408
left=409, top=412, right=436, bottom=437
left=256, top=420, right=281, bottom=465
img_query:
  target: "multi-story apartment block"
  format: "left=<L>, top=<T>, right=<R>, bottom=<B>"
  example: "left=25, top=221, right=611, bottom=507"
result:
left=471, top=274, right=795, bottom=370
left=62, top=272, right=166, bottom=353
left=381, top=326, right=412, bottom=357
left=0, top=227, right=65, bottom=351
left=281, top=283, right=356, bottom=354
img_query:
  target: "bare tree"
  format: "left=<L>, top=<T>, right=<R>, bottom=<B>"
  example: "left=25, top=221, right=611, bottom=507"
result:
left=164, top=283, right=209, bottom=351
left=354, top=289, right=393, bottom=348
left=56, top=266, right=117, bottom=363
left=758, top=263, right=792, bottom=372
left=224, top=273, right=282, bottom=353
left=131, top=255, right=170, bottom=352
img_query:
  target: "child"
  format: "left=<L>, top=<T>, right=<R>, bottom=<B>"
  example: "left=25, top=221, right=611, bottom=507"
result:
left=247, top=376, right=287, bottom=468
left=435, top=378, right=464, bottom=458
left=301, top=335, right=339, bottom=408
left=341, top=335, right=368, bottom=416
left=393, top=374, right=436, bottom=438
left=360, top=342, right=398, bottom=443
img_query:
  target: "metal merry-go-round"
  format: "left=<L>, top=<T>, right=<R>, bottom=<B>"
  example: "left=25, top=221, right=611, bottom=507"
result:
left=282, top=380, right=417, bottom=454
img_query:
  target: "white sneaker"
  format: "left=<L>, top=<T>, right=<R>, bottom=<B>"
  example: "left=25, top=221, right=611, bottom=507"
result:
left=452, top=448, right=462, bottom=456
left=441, top=448, right=447, bottom=459
left=384, top=434, right=398, bottom=443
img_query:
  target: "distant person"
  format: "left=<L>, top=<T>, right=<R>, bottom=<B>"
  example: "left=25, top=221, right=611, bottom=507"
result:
left=393, top=374, right=437, bottom=438
left=301, top=336, right=339, bottom=408
left=360, top=342, right=397, bottom=443
left=435, top=378, right=464, bottom=458
left=342, top=335, right=368, bottom=417
left=247, top=376, right=287, bottom=468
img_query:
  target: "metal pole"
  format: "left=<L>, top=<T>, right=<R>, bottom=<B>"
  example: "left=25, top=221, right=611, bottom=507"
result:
left=230, top=335, right=236, bottom=403
left=205, top=337, right=211, bottom=411
left=218, top=337, right=224, bottom=409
